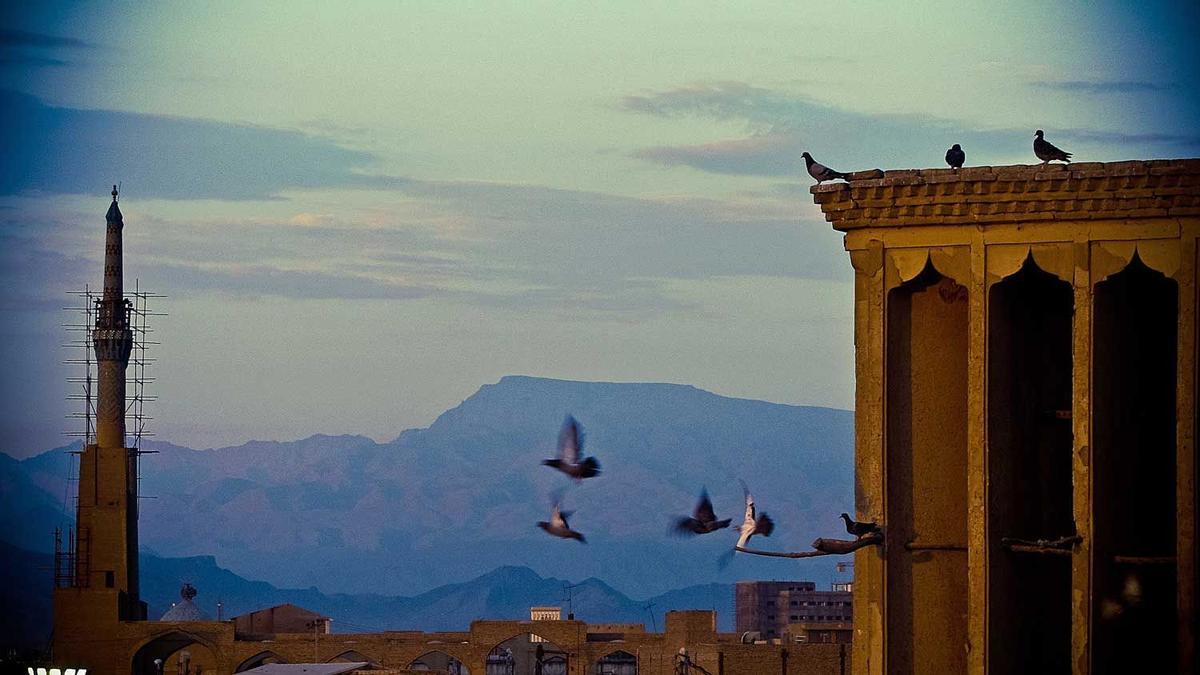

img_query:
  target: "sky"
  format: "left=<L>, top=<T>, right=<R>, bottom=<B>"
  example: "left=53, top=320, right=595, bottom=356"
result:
left=2, top=1, right=1198, bottom=457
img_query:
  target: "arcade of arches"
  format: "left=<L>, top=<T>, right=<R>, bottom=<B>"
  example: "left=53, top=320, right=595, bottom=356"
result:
left=56, top=611, right=849, bottom=675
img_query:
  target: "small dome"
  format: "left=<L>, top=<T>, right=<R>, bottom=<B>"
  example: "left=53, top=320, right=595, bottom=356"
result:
left=160, top=583, right=211, bottom=622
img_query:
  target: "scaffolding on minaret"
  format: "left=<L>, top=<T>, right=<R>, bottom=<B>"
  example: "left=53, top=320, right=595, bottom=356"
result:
left=57, top=279, right=165, bottom=589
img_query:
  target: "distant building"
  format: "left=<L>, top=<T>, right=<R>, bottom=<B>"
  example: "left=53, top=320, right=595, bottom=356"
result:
left=529, top=606, right=562, bottom=621
left=787, top=621, right=853, bottom=645
left=735, top=581, right=852, bottom=640
left=529, top=607, right=561, bottom=643
left=233, top=603, right=331, bottom=637
left=160, top=584, right=211, bottom=622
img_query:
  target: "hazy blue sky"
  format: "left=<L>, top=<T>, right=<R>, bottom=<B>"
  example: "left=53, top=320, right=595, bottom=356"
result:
left=2, top=1, right=1198, bottom=456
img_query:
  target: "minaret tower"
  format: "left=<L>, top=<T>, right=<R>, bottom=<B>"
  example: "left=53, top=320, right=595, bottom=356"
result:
left=58, top=185, right=146, bottom=621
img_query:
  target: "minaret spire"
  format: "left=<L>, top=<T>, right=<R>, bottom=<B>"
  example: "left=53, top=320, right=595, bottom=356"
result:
left=60, top=186, right=144, bottom=620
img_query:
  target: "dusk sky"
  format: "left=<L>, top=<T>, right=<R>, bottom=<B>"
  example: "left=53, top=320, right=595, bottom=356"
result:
left=3, top=1, right=1198, bottom=456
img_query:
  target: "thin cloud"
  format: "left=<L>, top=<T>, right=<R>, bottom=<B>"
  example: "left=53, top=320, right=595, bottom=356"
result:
left=0, top=90, right=409, bottom=200
left=1030, top=80, right=1169, bottom=94
left=3, top=175, right=845, bottom=314
left=0, top=29, right=93, bottom=49
left=621, top=81, right=1200, bottom=176
left=0, top=54, right=69, bottom=67
left=141, top=262, right=437, bottom=301
left=1057, top=128, right=1200, bottom=146
left=634, top=133, right=803, bottom=176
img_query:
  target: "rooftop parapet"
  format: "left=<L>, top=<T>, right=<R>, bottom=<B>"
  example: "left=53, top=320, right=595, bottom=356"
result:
left=810, top=158, right=1200, bottom=231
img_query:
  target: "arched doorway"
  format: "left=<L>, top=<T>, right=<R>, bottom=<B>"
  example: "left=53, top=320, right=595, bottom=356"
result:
left=409, top=651, right=471, bottom=674
left=486, top=634, right=567, bottom=675
left=234, top=651, right=284, bottom=673
left=594, top=650, right=637, bottom=675
left=131, top=632, right=218, bottom=675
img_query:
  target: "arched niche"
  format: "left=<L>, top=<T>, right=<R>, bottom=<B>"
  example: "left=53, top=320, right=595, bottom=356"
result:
left=234, top=651, right=284, bottom=673
left=986, top=254, right=1074, bottom=674
left=884, top=261, right=969, bottom=674
left=409, top=650, right=471, bottom=674
left=130, top=631, right=219, bottom=675
left=1091, top=254, right=1179, bottom=673
left=486, top=634, right=567, bottom=675
left=593, top=649, right=637, bottom=675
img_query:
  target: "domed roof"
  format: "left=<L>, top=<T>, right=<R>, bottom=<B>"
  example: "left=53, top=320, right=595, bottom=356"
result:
left=160, top=583, right=211, bottom=622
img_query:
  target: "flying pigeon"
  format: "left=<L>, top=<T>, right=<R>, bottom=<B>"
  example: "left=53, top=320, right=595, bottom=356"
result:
left=840, top=512, right=880, bottom=539
left=537, top=500, right=586, bottom=543
left=735, top=482, right=774, bottom=549
left=542, top=415, right=601, bottom=481
left=802, top=152, right=850, bottom=184
left=674, top=488, right=733, bottom=536
left=1034, top=130, right=1072, bottom=164
left=945, top=144, right=965, bottom=169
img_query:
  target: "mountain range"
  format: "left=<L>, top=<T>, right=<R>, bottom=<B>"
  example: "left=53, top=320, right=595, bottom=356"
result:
left=3, top=376, right=853, bottom=609
left=1, top=538, right=733, bottom=651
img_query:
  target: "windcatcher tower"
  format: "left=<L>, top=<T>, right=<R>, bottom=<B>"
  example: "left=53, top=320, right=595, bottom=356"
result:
left=812, top=160, right=1199, bottom=674
left=55, top=186, right=147, bottom=643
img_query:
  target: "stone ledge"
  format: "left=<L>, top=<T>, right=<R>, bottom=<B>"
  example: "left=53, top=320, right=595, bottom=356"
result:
left=810, top=159, right=1200, bottom=230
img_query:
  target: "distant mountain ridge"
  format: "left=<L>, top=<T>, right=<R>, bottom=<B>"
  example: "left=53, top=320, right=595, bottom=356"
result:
left=4, top=376, right=853, bottom=598
left=1, top=539, right=734, bottom=651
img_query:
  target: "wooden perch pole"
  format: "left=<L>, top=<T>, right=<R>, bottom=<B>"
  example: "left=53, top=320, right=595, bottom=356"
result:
left=735, top=532, right=883, bottom=558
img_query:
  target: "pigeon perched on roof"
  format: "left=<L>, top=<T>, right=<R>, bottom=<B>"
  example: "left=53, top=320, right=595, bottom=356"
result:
left=542, top=415, right=600, bottom=482
left=840, top=512, right=881, bottom=539
left=674, top=488, right=733, bottom=536
left=1034, top=130, right=1072, bottom=164
left=945, top=144, right=965, bottom=169
left=802, top=152, right=850, bottom=184
left=735, top=482, right=774, bottom=548
left=537, top=500, right=586, bottom=543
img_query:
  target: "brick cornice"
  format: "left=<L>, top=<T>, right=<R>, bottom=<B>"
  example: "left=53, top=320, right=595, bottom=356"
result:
left=810, top=159, right=1200, bottom=231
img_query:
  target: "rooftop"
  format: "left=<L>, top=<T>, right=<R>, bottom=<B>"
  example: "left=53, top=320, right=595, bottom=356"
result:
left=239, top=664, right=368, bottom=675
left=810, top=158, right=1200, bottom=231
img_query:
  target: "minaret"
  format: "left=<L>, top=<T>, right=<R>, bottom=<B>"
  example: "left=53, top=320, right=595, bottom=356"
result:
left=64, top=185, right=145, bottom=620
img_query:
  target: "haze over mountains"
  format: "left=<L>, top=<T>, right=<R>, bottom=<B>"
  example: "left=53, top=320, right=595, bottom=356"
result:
left=2, top=540, right=733, bottom=650
left=5, top=376, right=853, bottom=602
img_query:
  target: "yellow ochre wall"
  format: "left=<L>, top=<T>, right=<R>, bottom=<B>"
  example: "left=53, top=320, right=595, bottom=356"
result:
left=811, top=159, right=1199, bottom=675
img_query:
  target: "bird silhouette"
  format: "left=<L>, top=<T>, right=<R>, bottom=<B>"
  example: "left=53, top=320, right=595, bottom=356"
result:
left=945, top=144, right=965, bottom=169
left=542, top=415, right=601, bottom=482
left=802, top=152, right=850, bottom=183
left=1034, top=130, right=1072, bottom=163
left=735, top=482, right=775, bottom=548
left=537, top=499, right=586, bottom=543
left=840, top=512, right=880, bottom=538
left=674, top=488, right=733, bottom=536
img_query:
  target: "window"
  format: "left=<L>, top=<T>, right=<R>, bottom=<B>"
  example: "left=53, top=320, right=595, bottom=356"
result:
left=105, top=571, right=114, bottom=588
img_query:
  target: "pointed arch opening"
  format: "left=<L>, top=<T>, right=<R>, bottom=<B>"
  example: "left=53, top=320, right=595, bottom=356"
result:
left=328, top=650, right=378, bottom=667
left=234, top=651, right=284, bottom=673
left=131, top=631, right=218, bottom=675
left=593, top=649, right=637, bottom=675
left=987, top=255, right=1074, bottom=673
left=1092, top=254, right=1178, bottom=673
left=486, top=634, right=566, bottom=675
left=409, top=650, right=470, bottom=674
